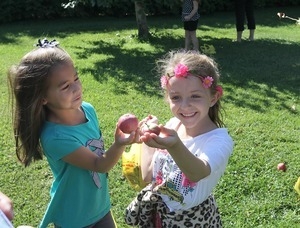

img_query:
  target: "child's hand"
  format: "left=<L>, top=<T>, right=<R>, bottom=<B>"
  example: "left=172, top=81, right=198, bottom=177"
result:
left=0, top=191, right=14, bottom=221
left=140, top=125, right=179, bottom=149
left=184, top=15, right=190, bottom=21
left=139, top=115, right=160, bottom=135
left=114, top=125, right=140, bottom=146
left=139, top=114, right=158, bottom=127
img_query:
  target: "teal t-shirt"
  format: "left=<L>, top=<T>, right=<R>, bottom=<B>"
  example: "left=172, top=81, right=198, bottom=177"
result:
left=39, top=102, right=110, bottom=228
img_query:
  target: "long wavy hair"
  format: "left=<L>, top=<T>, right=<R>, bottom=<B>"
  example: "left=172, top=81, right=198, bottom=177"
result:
left=157, top=50, right=224, bottom=127
left=8, top=46, right=73, bottom=166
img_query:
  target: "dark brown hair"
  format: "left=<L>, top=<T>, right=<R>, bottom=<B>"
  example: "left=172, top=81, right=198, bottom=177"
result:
left=8, top=46, right=73, bottom=166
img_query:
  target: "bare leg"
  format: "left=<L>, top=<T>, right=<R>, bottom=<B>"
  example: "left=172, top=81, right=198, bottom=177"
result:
left=190, top=30, right=199, bottom=51
left=237, top=31, right=243, bottom=42
left=249, top=29, right=255, bottom=41
left=185, top=30, right=191, bottom=50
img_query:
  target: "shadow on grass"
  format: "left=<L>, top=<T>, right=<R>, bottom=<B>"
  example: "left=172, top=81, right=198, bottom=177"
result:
left=0, top=7, right=298, bottom=113
left=75, top=31, right=299, bottom=114
left=209, top=37, right=299, bottom=112
left=75, top=33, right=184, bottom=97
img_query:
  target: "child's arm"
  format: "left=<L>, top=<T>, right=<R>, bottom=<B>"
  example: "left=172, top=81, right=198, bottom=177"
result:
left=184, top=0, right=199, bottom=20
left=140, top=143, right=155, bottom=182
left=141, top=126, right=210, bottom=182
left=139, top=115, right=159, bottom=182
left=0, top=192, right=14, bottom=221
left=165, top=136, right=211, bottom=182
left=62, top=126, right=140, bottom=173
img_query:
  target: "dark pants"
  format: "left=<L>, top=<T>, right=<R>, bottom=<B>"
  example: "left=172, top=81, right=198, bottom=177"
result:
left=54, top=211, right=115, bottom=228
left=235, top=0, right=256, bottom=31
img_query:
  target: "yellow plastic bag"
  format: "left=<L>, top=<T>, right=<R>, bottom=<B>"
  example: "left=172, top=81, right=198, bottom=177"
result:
left=122, top=143, right=148, bottom=191
left=294, top=177, right=300, bottom=195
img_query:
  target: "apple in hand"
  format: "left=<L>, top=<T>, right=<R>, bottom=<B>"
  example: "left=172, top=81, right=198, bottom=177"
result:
left=141, top=122, right=161, bottom=135
left=117, top=113, right=139, bottom=134
left=277, top=162, right=287, bottom=172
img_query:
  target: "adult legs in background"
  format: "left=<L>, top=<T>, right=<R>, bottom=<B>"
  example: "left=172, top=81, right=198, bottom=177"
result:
left=245, top=0, right=256, bottom=40
left=234, top=0, right=246, bottom=42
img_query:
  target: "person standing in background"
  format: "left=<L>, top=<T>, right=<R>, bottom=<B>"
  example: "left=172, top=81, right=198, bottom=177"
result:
left=234, top=0, right=256, bottom=42
left=182, top=0, right=200, bottom=50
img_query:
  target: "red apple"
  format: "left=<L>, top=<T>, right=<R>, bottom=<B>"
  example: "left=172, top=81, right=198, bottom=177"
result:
left=277, top=162, right=286, bottom=172
left=117, top=113, right=139, bottom=134
left=141, top=122, right=161, bottom=135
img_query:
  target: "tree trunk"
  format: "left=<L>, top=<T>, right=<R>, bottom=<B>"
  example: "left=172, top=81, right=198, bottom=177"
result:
left=134, top=1, right=149, bottom=40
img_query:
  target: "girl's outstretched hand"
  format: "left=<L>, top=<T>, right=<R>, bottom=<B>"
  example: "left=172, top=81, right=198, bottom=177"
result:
left=114, top=125, right=140, bottom=146
left=139, top=114, right=158, bottom=127
left=140, top=125, right=179, bottom=149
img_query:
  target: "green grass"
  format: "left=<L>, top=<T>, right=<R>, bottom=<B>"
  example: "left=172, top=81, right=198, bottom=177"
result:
left=0, top=6, right=299, bottom=227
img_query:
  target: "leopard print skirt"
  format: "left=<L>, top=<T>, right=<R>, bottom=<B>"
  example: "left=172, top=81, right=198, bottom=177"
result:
left=125, top=187, right=222, bottom=228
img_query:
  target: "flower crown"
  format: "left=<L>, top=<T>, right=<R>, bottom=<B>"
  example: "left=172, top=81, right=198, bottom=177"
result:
left=161, top=63, right=214, bottom=88
left=160, top=63, right=223, bottom=96
left=36, top=38, right=59, bottom=48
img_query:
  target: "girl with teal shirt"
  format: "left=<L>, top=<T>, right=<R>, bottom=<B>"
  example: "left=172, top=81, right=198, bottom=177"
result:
left=8, top=39, right=139, bottom=228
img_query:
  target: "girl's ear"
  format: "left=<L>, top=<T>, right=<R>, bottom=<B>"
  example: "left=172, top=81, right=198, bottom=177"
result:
left=210, top=91, right=221, bottom=107
left=42, top=98, right=48, bottom=105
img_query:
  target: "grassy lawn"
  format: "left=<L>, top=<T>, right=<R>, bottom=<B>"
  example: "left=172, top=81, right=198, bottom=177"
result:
left=0, top=6, right=299, bottom=227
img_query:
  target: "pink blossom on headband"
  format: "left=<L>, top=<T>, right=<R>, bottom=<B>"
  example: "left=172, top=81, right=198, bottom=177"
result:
left=174, top=63, right=188, bottom=78
left=160, top=75, right=168, bottom=89
left=216, top=85, right=223, bottom=96
left=202, top=76, right=214, bottom=88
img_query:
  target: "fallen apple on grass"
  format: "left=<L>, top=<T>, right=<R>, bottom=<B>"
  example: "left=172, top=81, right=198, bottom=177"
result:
left=117, top=113, right=139, bottom=134
left=277, top=162, right=287, bottom=172
left=141, top=122, right=161, bottom=135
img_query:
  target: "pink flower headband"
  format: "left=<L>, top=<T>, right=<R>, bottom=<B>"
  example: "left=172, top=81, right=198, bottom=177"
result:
left=161, top=63, right=218, bottom=89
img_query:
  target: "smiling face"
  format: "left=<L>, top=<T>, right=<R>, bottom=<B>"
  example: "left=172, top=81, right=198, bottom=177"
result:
left=43, top=62, right=82, bottom=114
left=167, top=75, right=218, bottom=136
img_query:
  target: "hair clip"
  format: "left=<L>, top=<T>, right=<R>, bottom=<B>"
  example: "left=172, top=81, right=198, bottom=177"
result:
left=36, top=38, right=59, bottom=48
